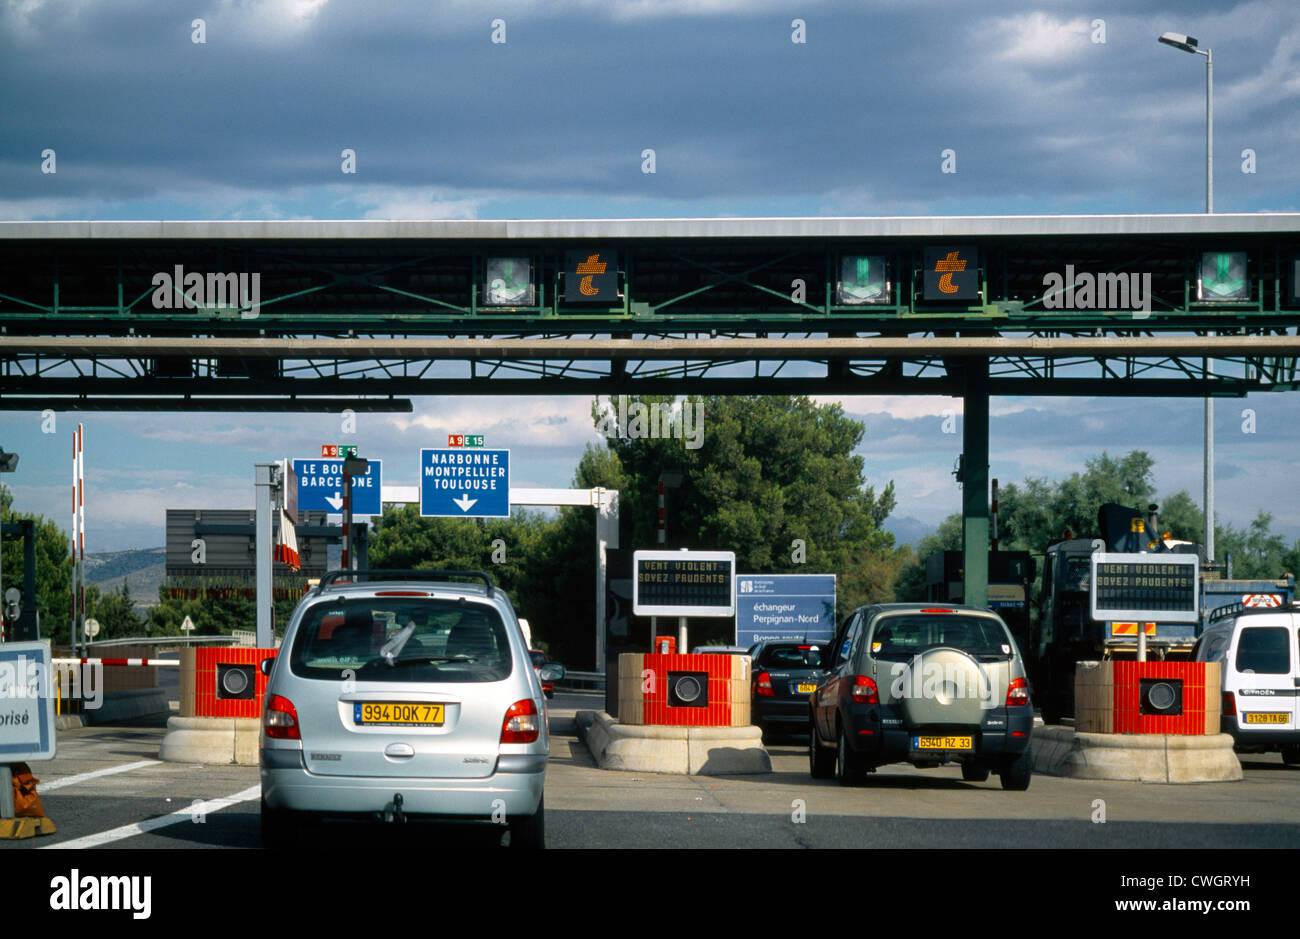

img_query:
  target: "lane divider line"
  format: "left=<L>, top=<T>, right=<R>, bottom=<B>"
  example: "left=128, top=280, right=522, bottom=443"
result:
left=40, top=784, right=262, bottom=849
left=39, top=760, right=164, bottom=792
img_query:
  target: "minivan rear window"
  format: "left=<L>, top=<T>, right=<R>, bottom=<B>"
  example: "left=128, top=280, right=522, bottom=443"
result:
left=1235, top=627, right=1291, bottom=675
left=870, top=615, right=1012, bottom=659
left=290, top=597, right=513, bottom=683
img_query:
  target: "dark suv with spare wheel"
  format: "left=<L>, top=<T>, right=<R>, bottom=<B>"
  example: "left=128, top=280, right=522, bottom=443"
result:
left=808, top=603, right=1034, bottom=790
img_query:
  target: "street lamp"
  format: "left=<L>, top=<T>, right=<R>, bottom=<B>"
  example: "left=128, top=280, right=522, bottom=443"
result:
left=1158, top=30, right=1215, bottom=565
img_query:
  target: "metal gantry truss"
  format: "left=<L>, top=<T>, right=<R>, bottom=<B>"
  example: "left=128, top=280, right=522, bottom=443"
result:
left=1, top=217, right=1298, bottom=408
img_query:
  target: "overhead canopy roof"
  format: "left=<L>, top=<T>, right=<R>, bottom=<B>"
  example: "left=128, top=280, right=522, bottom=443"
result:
left=1, top=214, right=1297, bottom=240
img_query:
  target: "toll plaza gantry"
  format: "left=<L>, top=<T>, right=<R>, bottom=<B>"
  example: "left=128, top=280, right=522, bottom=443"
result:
left=2, top=215, right=1299, bottom=604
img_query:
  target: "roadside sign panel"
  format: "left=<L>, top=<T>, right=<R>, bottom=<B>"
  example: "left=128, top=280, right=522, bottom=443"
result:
left=736, top=573, right=835, bottom=648
left=0, top=641, right=56, bottom=762
left=420, top=448, right=510, bottom=517
left=1090, top=552, right=1199, bottom=624
left=987, top=583, right=1026, bottom=610
left=292, top=458, right=383, bottom=515
left=633, top=550, right=736, bottom=617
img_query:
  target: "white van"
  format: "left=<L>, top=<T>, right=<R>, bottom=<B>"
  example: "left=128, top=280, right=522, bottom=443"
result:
left=1194, top=603, right=1300, bottom=764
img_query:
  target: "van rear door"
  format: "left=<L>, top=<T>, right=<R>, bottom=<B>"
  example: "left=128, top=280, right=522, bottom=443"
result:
left=1228, top=620, right=1296, bottom=732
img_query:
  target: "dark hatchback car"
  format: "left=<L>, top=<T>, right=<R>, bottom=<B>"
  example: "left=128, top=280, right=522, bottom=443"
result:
left=808, top=604, right=1034, bottom=790
left=750, top=641, right=825, bottom=738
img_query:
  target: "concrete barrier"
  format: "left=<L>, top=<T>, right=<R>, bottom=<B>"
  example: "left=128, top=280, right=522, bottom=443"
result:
left=576, top=710, right=771, bottom=775
left=159, top=716, right=261, bottom=765
left=1032, top=725, right=1242, bottom=783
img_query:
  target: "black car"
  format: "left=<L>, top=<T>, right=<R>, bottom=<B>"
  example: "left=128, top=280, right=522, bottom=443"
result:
left=750, top=640, right=825, bottom=739
left=808, top=604, right=1034, bottom=790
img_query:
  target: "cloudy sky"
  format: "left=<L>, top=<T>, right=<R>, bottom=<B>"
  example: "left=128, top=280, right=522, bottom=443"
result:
left=2, top=0, right=1299, bottom=550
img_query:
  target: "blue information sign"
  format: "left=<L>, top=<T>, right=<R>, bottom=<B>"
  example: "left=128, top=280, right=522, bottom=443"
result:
left=292, top=458, right=383, bottom=515
left=420, top=448, right=510, bottom=518
left=736, top=574, right=836, bottom=648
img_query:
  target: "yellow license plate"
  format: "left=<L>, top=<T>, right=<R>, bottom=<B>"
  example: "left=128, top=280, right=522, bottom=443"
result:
left=914, top=735, right=973, bottom=751
left=1243, top=712, right=1289, bottom=725
left=355, top=702, right=445, bottom=726
left=796, top=683, right=817, bottom=694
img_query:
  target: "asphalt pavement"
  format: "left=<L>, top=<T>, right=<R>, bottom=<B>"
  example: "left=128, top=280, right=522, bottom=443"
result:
left=4, top=690, right=1298, bottom=850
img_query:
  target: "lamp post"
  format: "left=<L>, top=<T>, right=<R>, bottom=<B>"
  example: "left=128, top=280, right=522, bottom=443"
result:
left=1158, top=30, right=1215, bottom=564
left=656, top=469, right=685, bottom=650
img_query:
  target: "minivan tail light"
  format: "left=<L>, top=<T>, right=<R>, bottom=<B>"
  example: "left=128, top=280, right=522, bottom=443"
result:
left=1222, top=691, right=1236, bottom=719
left=756, top=671, right=774, bottom=697
left=501, top=699, right=541, bottom=744
left=264, top=694, right=300, bottom=739
left=1006, top=677, right=1030, bottom=708
left=851, top=675, right=879, bottom=704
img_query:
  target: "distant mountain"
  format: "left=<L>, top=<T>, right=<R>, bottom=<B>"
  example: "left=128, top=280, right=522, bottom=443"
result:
left=83, top=547, right=166, bottom=609
left=884, top=515, right=934, bottom=549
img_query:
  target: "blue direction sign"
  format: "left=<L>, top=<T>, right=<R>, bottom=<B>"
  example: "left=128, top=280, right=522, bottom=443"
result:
left=292, top=458, right=383, bottom=515
left=420, top=448, right=510, bottom=517
left=736, top=573, right=836, bottom=648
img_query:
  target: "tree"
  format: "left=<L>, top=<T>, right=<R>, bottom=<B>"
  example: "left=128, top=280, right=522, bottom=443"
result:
left=89, top=582, right=143, bottom=639
left=563, top=395, right=900, bottom=655
left=1, top=482, right=76, bottom=643
left=892, top=450, right=1300, bottom=608
left=147, top=586, right=302, bottom=638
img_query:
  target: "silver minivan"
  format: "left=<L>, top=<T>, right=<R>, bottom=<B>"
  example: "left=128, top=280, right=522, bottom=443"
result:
left=1195, top=603, right=1300, bottom=764
left=260, top=570, right=563, bottom=847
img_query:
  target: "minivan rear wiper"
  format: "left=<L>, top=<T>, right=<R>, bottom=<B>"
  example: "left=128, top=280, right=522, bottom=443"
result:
left=379, top=620, right=418, bottom=666
left=379, top=653, right=479, bottom=668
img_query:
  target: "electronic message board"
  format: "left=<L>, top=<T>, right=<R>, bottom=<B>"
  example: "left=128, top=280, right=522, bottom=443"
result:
left=1089, top=552, right=1199, bottom=624
left=633, top=550, right=736, bottom=618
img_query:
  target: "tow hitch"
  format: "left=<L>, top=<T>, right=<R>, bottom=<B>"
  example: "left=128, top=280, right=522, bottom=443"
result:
left=384, top=793, right=406, bottom=824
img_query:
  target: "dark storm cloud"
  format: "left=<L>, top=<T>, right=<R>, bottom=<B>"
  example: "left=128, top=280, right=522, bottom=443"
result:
left=1, top=0, right=1296, bottom=216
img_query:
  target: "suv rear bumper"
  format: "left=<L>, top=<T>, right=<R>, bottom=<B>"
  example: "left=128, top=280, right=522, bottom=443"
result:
left=261, top=755, right=544, bottom=818
left=842, top=707, right=1034, bottom=761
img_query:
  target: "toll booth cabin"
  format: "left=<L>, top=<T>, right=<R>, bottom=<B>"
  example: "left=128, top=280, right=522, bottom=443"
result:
left=924, top=550, right=1035, bottom=651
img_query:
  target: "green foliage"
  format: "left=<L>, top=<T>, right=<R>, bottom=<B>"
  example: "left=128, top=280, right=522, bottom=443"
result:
left=146, top=587, right=301, bottom=638
left=1, top=482, right=76, bottom=642
left=590, top=395, right=899, bottom=651
left=892, top=450, right=1300, bottom=606
left=89, top=581, right=143, bottom=639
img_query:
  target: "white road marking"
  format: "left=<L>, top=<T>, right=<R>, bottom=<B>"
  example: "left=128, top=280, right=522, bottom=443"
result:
left=40, top=784, right=262, bottom=849
left=39, top=760, right=163, bottom=792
